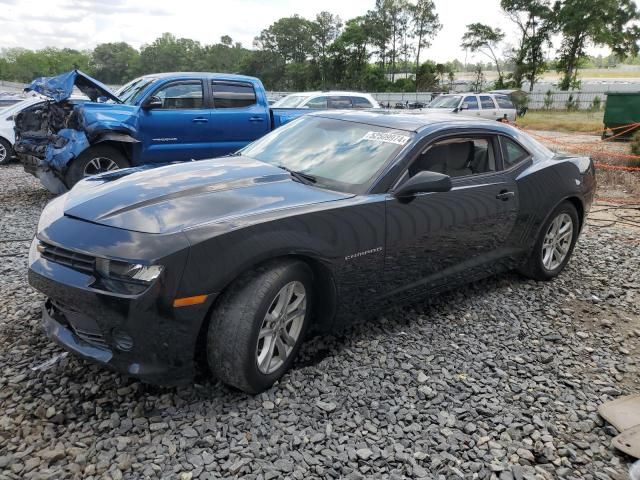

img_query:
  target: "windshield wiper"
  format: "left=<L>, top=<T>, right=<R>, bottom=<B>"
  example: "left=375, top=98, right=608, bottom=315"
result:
left=276, top=165, right=317, bottom=185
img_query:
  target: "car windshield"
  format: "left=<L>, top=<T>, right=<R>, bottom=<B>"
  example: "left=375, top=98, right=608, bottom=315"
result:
left=115, top=77, right=157, bottom=104
left=272, top=95, right=307, bottom=108
left=428, top=95, right=462, bottom=108
left=241, top=115, right=413, bottom=193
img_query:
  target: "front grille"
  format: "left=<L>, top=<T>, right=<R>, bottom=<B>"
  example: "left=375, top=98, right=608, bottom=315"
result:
left=39, top=241, right=95, bottom=274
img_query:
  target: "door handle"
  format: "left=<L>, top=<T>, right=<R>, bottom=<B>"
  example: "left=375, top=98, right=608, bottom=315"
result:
left=496, top=190, right=515, bottom=201
left=249, top=116, right=265, bottom=122
left=192, top=117, right=208, bottom=123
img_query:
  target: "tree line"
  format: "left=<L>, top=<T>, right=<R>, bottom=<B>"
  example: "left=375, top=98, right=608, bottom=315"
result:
left=1, top=0, right=639, bottom=93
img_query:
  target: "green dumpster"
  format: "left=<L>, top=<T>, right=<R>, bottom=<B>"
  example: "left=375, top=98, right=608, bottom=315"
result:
left=603, top=92, right=640, bottom=138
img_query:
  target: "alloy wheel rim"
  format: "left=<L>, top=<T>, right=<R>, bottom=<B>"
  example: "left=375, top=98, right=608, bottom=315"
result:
left=83, top=157, right=119, bottom=177
left=256, top=281, right=306, bottom=375
left=0, top=144, right=6, bottom=162
left=541, top=213, right=573, bottom=271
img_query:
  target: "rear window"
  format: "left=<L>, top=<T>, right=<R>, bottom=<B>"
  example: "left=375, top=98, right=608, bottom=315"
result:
left=496, top=95, right=515, bottom=109
left=352, top=96, right=373, bottom=109
left=212, top=81, right=256, bottom=108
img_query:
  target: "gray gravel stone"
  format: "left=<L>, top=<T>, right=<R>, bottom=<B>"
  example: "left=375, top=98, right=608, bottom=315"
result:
left=0, top=164, right=637, bottom=479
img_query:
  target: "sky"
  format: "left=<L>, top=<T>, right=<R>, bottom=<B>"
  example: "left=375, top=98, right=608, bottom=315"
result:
left=0, top=0, right=609, bottom=63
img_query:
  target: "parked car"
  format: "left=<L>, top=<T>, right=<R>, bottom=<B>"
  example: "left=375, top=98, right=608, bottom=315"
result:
left=0, top=97, right=44, bottom=165
left=0, top=92, right=30, bottom=108
left=0, top=95, right=87, bottom=166
left=426, top=93, right=517, bottom=122
left=29, top=111, right=595, bottom=393
left=14, top=70, right=317, bottom=193
left=272, top=91, right=380, bottom=109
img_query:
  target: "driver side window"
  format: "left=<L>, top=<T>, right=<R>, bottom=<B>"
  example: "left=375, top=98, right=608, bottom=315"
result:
left=462, top=96, right=479, bottom=110
left=408, top=137, right=496, bottom=178
left=152, top=81, right=204, bottom=109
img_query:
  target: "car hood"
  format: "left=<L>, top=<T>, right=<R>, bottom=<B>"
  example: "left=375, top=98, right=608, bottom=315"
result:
left=62, top=156, right=352, bottom=234
left=25, top=70, right=121, bottom=103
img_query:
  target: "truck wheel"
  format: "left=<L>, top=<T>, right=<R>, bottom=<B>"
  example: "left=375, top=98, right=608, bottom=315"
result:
left=207, top=260, right=313, bottom=394
left=518, top=201, right=579, bottom=281
left=0, top=138, right=13, bottom=165
left=65, top=145, right=129, bottom=188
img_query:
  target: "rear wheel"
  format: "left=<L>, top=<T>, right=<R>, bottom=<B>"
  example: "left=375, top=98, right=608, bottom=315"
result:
left=0, top=138, right=13, bottom=165
left=519, top=201, right=579, bottom=280
left=64, top=145, right=129, bottom=188
left=207, top=260, right=313, bottom=393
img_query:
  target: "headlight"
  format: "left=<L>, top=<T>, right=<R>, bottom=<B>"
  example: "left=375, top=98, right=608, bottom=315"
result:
left=95, top=258, right=163, bottom=284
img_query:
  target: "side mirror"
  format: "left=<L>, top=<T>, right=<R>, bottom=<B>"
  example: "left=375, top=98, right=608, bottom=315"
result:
left=96, top=96, right=108, bottom=103
left=394, top=171, right=452, bottom=198
left=142, top=95, right=163, bottom=109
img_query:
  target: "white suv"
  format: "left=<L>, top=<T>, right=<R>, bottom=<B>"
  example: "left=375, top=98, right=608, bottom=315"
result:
left=272, top=91, right=381, bottom=109
left=426, top=93, right=516, bottom=122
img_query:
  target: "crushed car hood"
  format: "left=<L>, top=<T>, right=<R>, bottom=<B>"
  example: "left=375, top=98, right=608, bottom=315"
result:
left=62, top=156, right=352, bottom=234
left=25, top=70, right=121, bottom=103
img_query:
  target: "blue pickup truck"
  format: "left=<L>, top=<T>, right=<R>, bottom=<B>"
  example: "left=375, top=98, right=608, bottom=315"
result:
left=14, top=70, right=312, bottom=193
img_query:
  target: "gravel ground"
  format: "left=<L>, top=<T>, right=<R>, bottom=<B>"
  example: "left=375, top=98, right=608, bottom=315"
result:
left=0, top=163, right=639, bottom=480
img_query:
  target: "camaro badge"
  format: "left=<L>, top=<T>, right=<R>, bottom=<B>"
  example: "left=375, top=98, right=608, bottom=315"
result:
left=345, top=247, right=383, bottom=261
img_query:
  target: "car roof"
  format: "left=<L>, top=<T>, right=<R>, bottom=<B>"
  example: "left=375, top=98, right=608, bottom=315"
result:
left=285, top=91, right=373, bottom=96
left=308, top=110, right=515, bottom=133
left=438, top=92, right=506, bottom=96
left=139, top=72, right=259, bottom=82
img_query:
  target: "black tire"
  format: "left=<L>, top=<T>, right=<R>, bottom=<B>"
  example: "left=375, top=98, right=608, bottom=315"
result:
left=0, top=137, right=13, bottom=165
left=64, top=145, right=129, bottom=189
left=207, top=260, right=313, bottom=393
left=519, top=201, right=580, bottom=281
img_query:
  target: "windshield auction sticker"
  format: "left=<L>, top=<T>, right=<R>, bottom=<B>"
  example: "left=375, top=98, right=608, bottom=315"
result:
left=362, top=131, right=411, bottom=145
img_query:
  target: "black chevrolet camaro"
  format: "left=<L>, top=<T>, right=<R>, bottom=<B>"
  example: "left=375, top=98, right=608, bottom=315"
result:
left=28, top=111, right=595, bottom=393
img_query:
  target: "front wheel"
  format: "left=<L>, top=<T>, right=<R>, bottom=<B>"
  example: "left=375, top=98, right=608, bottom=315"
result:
left=519, top=201, right=580, bottom=280
left=207, top=260, right=313, bottom=393
left=64, top=145, right=129, bottom=188
left=0, top=138, right=14, bottom=165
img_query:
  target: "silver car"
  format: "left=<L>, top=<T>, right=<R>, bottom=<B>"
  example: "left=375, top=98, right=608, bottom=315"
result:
left=426, top=93, right=517, bottom=122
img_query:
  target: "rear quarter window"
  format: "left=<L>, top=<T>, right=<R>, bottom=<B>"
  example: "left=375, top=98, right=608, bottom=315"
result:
left=352, top=97, right=373, bottom=109
left=496, top=96, right=515, bottom=109
left=501, top=137, right=530, bottom=168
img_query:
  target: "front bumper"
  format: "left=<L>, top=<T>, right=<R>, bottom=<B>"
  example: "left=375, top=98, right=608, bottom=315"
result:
left=28, top=232, right=211, bottom=386
left=40, top=297, right=195, bottom=386
left=18, top=153, right=68, bottom=194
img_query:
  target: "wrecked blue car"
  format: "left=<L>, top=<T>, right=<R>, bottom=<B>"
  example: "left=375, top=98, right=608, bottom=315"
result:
left=15, top=70, right=310, bottom=193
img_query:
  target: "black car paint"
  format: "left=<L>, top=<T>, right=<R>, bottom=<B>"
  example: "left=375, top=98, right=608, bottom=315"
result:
left=28, top=112, right=595, bottom=385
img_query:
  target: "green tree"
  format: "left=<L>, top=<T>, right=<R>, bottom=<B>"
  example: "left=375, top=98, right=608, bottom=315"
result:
left=461, top=23, right=506, bottom=87
left=312, top=12, right=342, bottom=89
left=416, top=60, right=438, bottom=91
left=255, top=15, right=315, bottom=64
left=501, top=0, right=554, bottom=91
left=411, top=0, right=441, bottom=88
left=90, top=42, right=139, bottom=84
left=329, top=16, right=371, bottom=89
left=555, top=0, right=640, bottom=90
left=240, top=50, right=286, bottom=90
left=138, top=33, right=204, bottom=73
